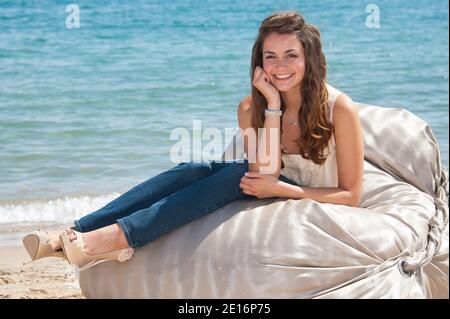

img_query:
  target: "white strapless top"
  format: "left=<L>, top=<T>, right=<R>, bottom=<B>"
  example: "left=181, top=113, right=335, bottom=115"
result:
left=280, top=83, right=342, bottom=187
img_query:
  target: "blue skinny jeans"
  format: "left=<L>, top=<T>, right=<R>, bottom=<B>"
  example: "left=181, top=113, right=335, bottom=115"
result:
left=74, top=159, right=299, bottom=248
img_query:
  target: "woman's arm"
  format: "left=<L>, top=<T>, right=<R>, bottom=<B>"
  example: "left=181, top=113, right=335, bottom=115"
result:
left=238, top=98, right=281, bottom=177
left=238, top=67, right=282, bottom=177
left=239, top=87, right=364, bottom=205
left=273, top=94, right=364, bottom=207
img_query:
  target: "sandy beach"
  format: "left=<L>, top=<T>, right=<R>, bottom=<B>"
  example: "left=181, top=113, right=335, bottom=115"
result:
left=0, top=245, right=84, bottom=299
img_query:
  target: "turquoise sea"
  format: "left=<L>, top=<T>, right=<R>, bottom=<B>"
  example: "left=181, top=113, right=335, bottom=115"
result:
left=0, top=0, right=448, bottom=243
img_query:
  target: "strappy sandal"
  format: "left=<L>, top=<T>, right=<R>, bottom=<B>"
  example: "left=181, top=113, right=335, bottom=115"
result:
left=22, top=230, right=66, bottom=262
left=59, top=229, right=134, bottom=272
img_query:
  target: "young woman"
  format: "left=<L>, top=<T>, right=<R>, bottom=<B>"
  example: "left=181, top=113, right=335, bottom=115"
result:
left=22, top=11, right=364, bottom=271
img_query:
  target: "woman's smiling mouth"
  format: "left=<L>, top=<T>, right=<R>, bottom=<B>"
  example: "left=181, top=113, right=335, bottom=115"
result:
left=273, top=73, right=294, bottom=80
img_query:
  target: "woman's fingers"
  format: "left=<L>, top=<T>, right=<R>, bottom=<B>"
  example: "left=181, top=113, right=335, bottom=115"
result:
left=253, top=66, right=267, bottom=82
left=240, top=177, right=255, bottom=194
left=240, top=176, right=254, bottom=185
left=253, top=66, right=279, bottom=104
left=243, top=189, right=255, bottom=196
left=253, top=68, right=262, bottom=85
left=239, top=182, right=251, bottom=191
left=240, top=176, right=256, bottom=196
left=255, top=66, right=269, bottom=81
left=245, top=171, right=261, bottom=178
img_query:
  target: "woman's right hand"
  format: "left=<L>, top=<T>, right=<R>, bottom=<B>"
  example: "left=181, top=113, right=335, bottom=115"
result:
left=252, top=66, right=281, bottom=108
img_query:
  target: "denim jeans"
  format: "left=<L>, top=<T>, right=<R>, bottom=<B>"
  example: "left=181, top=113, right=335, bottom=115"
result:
left=74, top=159, right=299, bottom=248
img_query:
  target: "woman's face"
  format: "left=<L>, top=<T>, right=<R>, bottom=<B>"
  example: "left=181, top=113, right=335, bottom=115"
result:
left=262, top=32, right=305, bottom=92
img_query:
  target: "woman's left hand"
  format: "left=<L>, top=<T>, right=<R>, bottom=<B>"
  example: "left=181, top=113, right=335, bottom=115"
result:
left=240, top=171, right=280, bottom=199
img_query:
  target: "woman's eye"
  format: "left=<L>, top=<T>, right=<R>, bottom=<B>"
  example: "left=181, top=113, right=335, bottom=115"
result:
left=265, top=55, right=297, bottom=59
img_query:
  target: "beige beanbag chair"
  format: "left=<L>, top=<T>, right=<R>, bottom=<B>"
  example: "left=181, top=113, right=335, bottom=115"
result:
left=78, top=102, right=448, bottom=298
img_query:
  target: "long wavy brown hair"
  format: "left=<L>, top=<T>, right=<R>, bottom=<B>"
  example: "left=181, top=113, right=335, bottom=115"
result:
left=250, top=11, right=332, bottom=165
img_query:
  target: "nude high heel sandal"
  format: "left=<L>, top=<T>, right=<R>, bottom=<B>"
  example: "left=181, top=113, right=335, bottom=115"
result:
left=59, top=229, right=134, bottom=272
left=22, top=230, right=66, bottom=262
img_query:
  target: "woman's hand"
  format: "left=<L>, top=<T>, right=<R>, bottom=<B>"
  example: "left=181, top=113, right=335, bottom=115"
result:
left=240, top=171, right=280, bottom=199
left=252, top=66, right=280, bottom=107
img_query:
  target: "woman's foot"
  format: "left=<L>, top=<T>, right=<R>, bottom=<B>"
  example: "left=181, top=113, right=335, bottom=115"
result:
left=59, top=225, right=133, bottom=271
left=67, top=223, right=129, bottom=256
left=47, top=228, right=77, bottom=251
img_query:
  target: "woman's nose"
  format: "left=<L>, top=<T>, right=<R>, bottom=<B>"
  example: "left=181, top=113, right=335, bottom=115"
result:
left=274, top=57, right=291, bottom=66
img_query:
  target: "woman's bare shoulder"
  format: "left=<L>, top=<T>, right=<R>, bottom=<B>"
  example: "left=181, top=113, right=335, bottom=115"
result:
left=333, top=93, right=359, bottom=131
left=239, top=94, right=254, bottom=112
left=237, top=95, right=254, bottom=130
left=334, top=92, right=355, bottom=114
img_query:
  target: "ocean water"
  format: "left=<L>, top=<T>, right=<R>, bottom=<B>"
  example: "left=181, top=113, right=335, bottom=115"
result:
left=0, top=0, right=448, bottom=244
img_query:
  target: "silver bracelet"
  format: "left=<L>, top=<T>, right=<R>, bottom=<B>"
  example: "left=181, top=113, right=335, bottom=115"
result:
left=264, top=108, right=282, bottom=117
